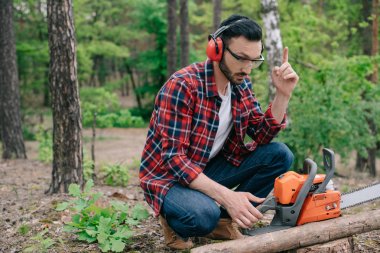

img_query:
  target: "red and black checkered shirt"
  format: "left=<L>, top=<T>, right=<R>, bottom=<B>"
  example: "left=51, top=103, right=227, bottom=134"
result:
left=139, top=59, right=286, bottom=216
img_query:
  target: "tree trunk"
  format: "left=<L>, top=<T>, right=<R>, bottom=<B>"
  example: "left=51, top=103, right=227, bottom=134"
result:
left=191, top=209, right=380, bottom=253
left=213, top=0, right=222, bottom=31
left=0, top=0, right=27, bottom=159
left=126, top=64, right=142, bottom=111
left=261, top=0, right=283, bottom=102
left=179, top=0, right=189, bottom=68
left=356, top=0, right=378, bottom=176
left=167, top=0, right=177, bottom=78
left=46, top=0, right=83, bottom=194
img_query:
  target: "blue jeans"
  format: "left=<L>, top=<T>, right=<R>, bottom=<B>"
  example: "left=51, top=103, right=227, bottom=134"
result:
left=161, top=142, right=294, bottom=238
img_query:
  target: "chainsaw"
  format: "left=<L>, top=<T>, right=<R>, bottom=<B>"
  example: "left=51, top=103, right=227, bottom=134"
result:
left=244, top=148, right=380, bottom=236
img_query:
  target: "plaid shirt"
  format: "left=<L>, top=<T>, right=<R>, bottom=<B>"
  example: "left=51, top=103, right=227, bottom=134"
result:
left=139, top=59, right=286, bottom=216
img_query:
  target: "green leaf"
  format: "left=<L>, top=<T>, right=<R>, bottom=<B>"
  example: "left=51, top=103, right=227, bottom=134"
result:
left=110, top=200, right=129, bottom=213
left=73, top=199, right=87, bottom=212
left=84, top=179, right=94, bottom=193
left=63, top=225, right=77, bottom=232
left=131, top=204, right=149, bottom=221
left=85, top=229, right=98, bottom=237
left=97, top=232, right=109, bottom=244
left=71, top=214, right=81, bottom=224
left=99, top=241, right=111, bottom=253
left=113, top=226, right=133, bottom=240
left=110, top=238, right=125, bottom=252
left=78, top=231, right=97, bottom=243
left=68, top=184, right=81, bottom=197
left=55, top=202, right=69, bottom=211
left=42, top=238, right=55, bottom=249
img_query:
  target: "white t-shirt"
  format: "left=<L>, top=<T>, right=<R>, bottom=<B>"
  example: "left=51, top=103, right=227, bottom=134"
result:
left=209, top=83, right=233, bottom=159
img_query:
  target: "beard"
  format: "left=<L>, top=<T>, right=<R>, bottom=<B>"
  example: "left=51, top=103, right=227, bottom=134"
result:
left=219, top=58, right=247, bottom=85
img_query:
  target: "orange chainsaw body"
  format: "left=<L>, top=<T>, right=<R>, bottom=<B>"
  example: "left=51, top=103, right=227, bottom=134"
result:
left=273, top=171, right=341, bottom=225
left=296, top=190, right=341, bottom=225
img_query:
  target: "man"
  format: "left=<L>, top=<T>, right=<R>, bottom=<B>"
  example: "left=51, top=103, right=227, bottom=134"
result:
left=139, top=14, right=298, bottom=249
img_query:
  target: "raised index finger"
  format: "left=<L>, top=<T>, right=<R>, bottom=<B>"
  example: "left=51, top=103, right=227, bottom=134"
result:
left=282, top=47, right=288, bottom=64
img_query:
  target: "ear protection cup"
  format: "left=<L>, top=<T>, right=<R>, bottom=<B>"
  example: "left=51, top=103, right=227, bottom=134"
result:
left=206, top=18, right=247, bottom=62
left=206, top=36, right=224, bottom=62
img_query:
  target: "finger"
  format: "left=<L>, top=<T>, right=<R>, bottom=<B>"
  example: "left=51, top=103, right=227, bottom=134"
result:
left=279, top=62, right=291, bottom=74
left=282, top=67, right=293, bottom=76
left=235, top=218, right=249, bottom=229
left=282, top=47, right=288, bottom=64
left=247, top=193, right=265, bottom=204
left=247, top=204, right=264, bottom=219
left=239, top=211, right=258, bottom=227
left=284, top=72, right=298, bottom=80
left=272, top=66, right=280, bottom=76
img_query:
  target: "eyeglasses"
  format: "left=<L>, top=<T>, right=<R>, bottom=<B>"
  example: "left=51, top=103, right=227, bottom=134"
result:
left=226, top=47, right=264, bottom=68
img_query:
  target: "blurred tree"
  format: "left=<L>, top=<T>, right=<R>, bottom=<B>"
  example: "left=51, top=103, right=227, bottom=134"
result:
left=261, top=0, right=283, bottom=102
left=213, top=0, right=222, bottom=31
left=46, top=0, right=83, bottom=193
left=167, top=0, right=177, bottom=77
left=180, top=0, right=189, bottom=67
left=0, top=0, right=27, bottom=159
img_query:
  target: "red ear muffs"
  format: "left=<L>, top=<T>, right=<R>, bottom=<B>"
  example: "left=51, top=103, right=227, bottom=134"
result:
left=206, top=35, right=224, bottom=62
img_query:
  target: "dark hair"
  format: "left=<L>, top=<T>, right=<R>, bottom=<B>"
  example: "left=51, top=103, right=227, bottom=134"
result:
left=218, top=14, right=262, bottom=44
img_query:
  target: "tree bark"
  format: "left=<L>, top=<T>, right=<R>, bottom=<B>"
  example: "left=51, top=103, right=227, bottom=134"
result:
left=191, top=209, right=380, bottom=253
left=0, top=0, right=27, bottom=159
left=167, top=0, right=177, bottom=77
left=46, top=0, right=83, bottom=193
left=261, top=0, right=283, bottom=102
left=213, top=0, right=222, bottom=31
left=179, top=0, right=189, bottom=68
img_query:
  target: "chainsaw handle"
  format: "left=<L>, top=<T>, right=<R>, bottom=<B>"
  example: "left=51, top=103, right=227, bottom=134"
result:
left=270, top=158, right=317, bottom=227
left=315, top=148, right=335, bottom=194
left=294, top=158, right=318, bottom=204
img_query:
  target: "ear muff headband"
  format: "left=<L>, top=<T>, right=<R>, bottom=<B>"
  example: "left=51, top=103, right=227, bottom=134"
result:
left=206, top=19, right=247, bottom=62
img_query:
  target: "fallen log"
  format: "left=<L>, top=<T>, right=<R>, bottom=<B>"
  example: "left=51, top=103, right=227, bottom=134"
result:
left=191, top=208, right=380, bottom=253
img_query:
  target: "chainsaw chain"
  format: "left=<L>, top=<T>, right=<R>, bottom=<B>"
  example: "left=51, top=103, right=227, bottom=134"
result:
left=340, top=182, right=380, bottom=210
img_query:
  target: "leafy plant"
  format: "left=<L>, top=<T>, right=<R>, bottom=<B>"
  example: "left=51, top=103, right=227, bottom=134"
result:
left=36, top=128, right=53, bottom=163
left=56, top=180, right=149, bottom=252
left=24, top=229, right=55, bottom=253
left=80, top=87, right=145, bottom=128
left=100, top=164, right=130, bottom=187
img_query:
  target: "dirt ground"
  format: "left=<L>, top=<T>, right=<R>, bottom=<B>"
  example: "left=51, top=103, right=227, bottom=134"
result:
left=0, top=128, right=379, bottom=253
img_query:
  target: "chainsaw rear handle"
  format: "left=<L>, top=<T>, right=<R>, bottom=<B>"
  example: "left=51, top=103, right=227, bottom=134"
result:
left=270, top=158, right=318, bottom=227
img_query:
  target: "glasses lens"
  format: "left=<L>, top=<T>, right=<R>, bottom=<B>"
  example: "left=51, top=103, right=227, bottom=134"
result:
left=251, top=60, right=263, bottom=68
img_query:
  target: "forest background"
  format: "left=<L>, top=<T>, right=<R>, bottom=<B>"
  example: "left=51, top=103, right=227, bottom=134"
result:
left=5, top=0, right=380, bottom=174
left=0, top=0, right=380, bottom=252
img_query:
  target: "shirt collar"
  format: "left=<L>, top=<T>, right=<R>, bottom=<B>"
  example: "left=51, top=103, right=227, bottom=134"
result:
left=204, top=59, right=219, bottom=98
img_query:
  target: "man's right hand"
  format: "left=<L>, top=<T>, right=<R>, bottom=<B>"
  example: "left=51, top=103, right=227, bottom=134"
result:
left=189, top=173, right=265, bottom=228
left=220, top=190, right=265, bottom=228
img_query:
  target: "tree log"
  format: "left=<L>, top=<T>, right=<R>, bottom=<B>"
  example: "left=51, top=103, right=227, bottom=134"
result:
left=294, top=237, right=354, bottom=253
left=191, top=209, right=380, bottom=253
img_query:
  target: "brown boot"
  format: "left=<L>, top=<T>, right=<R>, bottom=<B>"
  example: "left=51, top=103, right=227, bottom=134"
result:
left=206, top=218, right=244, bottom=240
left=159, top=216, right=194, bottom=250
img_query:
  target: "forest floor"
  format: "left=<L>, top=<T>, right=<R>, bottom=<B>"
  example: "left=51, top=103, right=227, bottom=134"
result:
left=0, top=128, right=380, bottom=253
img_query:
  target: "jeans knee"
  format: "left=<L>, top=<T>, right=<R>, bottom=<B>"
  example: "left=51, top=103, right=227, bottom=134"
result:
left=191, top=204, right=220, bottom=236
left=273, top=142, right=294, bottom=172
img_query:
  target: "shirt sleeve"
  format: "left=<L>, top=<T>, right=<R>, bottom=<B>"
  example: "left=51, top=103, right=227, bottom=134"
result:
left=155, top=78, right=203, bottom=186
left=247, top=98, right=287, bottom=144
